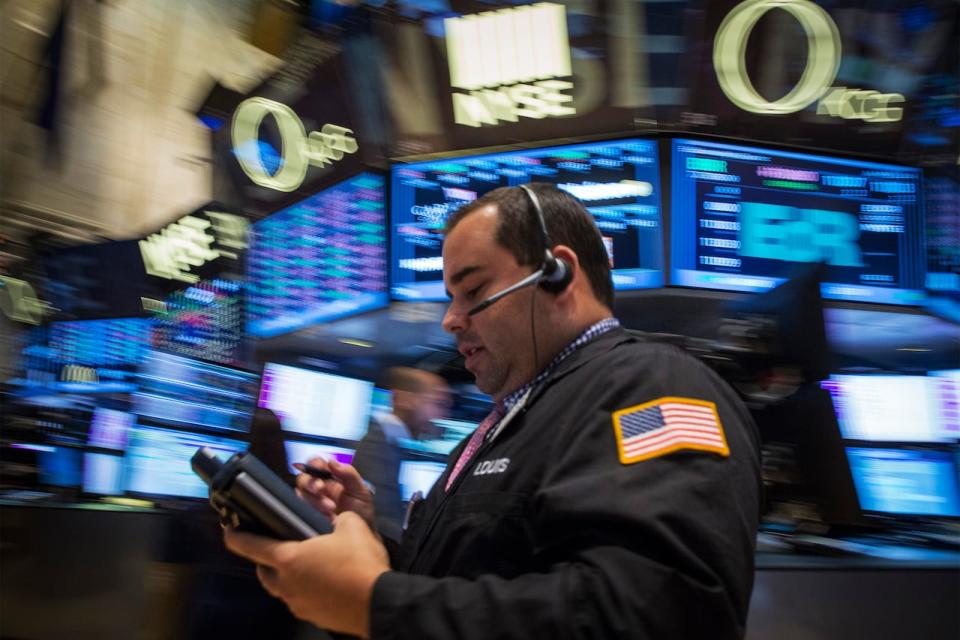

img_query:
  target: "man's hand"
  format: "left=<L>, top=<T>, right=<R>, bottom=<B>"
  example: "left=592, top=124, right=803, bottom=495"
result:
left=224, top=511, right=390, bottom=638
left=295, top=457, right=376, bottom=529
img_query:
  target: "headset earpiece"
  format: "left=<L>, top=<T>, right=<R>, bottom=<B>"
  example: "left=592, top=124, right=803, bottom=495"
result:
left=539, top=251, right=573, bottom=293
left=518, top=184, right=573, bottom=294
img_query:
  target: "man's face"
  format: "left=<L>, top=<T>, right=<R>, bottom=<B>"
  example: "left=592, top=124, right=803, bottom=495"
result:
left=410, top=382, right=452, bottom=436
left=442, top=206, right=539, bottom=401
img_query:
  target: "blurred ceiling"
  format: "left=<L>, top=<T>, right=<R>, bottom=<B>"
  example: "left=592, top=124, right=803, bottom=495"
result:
left=0, top=0, right=282, bottom=242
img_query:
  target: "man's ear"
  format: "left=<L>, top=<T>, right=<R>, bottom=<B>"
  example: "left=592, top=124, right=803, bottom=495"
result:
left=548, top=245, right=579, bottom=296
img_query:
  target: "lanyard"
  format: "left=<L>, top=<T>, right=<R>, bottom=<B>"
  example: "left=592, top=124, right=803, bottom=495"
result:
left=485, top=387, right=533, bottom=445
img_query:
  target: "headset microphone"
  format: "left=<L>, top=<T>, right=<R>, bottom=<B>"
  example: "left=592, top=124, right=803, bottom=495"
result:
left=467, top=184, right=573, bottom=316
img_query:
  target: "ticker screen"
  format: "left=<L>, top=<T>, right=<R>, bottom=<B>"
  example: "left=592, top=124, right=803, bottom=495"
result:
left=153, top=278, right=244, bottom=366
left=670, top=139, right=926, bottom=305
left=391, top=138, right=664, bottom=301
left=246, top=173, right=388, bottom=338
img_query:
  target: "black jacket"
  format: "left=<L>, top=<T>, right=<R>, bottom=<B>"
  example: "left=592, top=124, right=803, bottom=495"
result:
left=370, top=328, right=762, bottom=639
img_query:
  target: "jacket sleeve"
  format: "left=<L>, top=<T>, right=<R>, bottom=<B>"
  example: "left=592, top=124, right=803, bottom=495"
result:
left=369, top=344, right=762, bottom=640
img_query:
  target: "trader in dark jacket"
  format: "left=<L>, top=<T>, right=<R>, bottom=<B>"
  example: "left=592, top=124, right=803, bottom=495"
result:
left=352, top=367, right=451, bottom=541
left=226, top=184, right=762, bottom=639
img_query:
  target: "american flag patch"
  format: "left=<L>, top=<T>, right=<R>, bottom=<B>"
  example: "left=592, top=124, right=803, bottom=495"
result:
left=612, top=397, right=729, bottom=464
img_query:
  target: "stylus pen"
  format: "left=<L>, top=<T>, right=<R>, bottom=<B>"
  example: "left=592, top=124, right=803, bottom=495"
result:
left=293, top=462, right=337, bottom=481
left=293, top=462, right=377, bottom=495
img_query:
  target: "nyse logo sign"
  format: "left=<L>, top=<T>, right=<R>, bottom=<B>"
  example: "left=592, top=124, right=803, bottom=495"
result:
left=740, top=203, right=864, bottom=267
left=232, top=97, right=358, bottom=192
left=139, top=211, right=249, bottom=283
left=445, top=3, right=576, bottom=127
left=713, top=0, right=904, bottom=122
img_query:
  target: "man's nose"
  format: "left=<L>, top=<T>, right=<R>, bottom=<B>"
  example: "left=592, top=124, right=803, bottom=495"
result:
left=442, top=303, right=467, bottom=334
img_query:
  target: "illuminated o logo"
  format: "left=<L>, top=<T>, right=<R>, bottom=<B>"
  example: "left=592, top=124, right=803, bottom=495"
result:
left=232, top=97, right=309, bottom=192
left=713, top=0, right=841, bottom=115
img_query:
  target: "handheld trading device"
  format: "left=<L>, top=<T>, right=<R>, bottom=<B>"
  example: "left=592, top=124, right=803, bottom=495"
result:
left=191, top=447, right=332, bottom=540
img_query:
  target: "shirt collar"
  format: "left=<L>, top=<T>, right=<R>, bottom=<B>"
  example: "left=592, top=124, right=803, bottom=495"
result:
left=501, top=317, right=620, bottom=412
left=376, top=411, right=412, bottom=443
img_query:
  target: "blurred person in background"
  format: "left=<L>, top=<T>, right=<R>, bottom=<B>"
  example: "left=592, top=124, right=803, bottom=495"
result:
left=352, top=367, right=451, bottom=541
left=225, top=184, right=762, bottom=639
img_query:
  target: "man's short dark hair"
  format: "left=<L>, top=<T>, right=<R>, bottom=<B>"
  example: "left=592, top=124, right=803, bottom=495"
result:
left=444, top=183, right=614, bottom=308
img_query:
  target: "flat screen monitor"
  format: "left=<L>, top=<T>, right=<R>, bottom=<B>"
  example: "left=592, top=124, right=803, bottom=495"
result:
left=391, top=138, right=664, bottom=301
left=923, top=175, right=959, bottom=319
left=930, top=370, right=960, bottom=441
left=246, top=172, right=388, bottom=338
left=32, top=317, right=154, bottom=368
left=845, top=447, right=960, bottom=517
left=123, top=426, right=245, bottom=498
left=670, top=139, right=926, bottom=305
left=823, top=374, right=956, bottom=443
left=398, top=460, right=447, bottom=501
left=83, top=452, right=124, bottom=495
left=283, top=440, right=355, bottom=472
left=153, top=278, right=244, bottom=366
left=37, top=444, right=83, bottom=488
left=134, top=352, right=259, bottom=433
left=259, top=363, right=373, bottom=441
left=87, top=408, right=135, bottom=450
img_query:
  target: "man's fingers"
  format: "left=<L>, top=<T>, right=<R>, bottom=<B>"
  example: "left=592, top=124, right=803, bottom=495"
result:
left=329, top=460, right=370, bottom=498
left=223, top=527, right=289, bottom=567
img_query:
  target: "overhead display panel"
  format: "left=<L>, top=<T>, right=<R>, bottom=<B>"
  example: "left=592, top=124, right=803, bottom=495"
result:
left=391, top=138, right=664, bottom=301
left=246, top=172, right=388, bottom=337
left=686, top=0, right=959, bottom=165
left=670, top=138, right=926, bottom=305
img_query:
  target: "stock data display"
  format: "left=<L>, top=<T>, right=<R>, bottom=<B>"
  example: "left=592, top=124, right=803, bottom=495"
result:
left=19, top=318, right=155, bottom=391
left=845, top=448, right=960, bottom=517
left=153, top=279, right=244, bottom=366
left=671, top=139, right=926, bottom=305
left=134, top=352, right=259, bottom=433
left=247, top=173, right=388, bottom=338
left=391, top=139, right=664, bottom=301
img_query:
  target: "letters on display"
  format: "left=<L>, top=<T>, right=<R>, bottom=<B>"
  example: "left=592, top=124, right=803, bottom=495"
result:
left=231, top=97, right=358, bottom=191
left=713, top=0, right=904, bottom=122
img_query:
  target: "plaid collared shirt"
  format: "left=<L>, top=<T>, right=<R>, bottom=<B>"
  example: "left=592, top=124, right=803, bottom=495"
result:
left=500, top=317, right=621, bottom=414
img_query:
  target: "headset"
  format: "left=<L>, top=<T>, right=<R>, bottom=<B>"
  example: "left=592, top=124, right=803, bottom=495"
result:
left=467, top=184, right=574, bottom=316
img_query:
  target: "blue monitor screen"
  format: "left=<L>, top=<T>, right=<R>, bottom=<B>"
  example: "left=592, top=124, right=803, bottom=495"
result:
left=83, top=452, right=124, bottom=495
left=38, top=445, right=83, bottom=488
left=670, top=139, right=926, bottom=305
left=398, top=460, right=446, bottom=501
left=822, top=375, right=957, bottom=443
left=246, top=173, right=388, bottom=338
left=134, top=352, right=259, bottom=433
left=154, top=278, right=244, bottom=366
left=123, top=426, right=245, bottom=498
left=391, top=138, right=664, bottom=301
left=846, top=447, right=960, bottom=517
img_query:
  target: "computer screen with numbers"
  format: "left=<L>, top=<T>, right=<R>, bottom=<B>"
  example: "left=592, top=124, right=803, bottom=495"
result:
left=670, top=138, right=926, bottom=305
left=391, top=138, right=664, bottom=301
left=246, top=172, right=388, bottom=337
